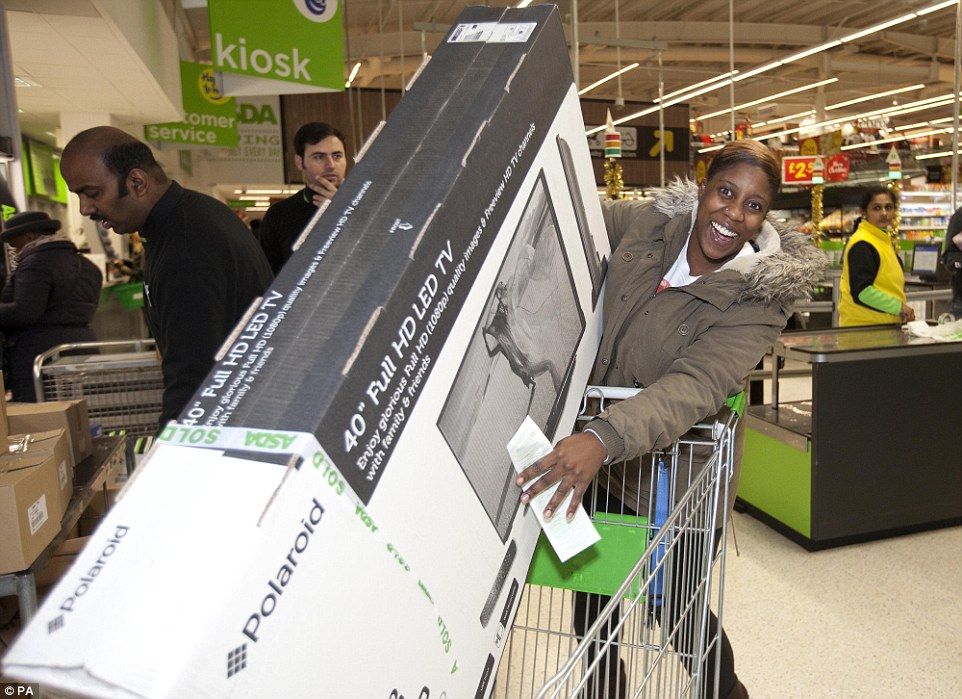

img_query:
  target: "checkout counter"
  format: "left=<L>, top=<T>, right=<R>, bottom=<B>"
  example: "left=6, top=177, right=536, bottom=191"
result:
left=738, top=325, right=962, bottom=550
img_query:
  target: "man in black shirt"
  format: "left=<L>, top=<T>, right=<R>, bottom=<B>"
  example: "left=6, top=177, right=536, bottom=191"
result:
left=258, top=122, right=348, bottom=274
left=61, top=126, right=274, bottom=426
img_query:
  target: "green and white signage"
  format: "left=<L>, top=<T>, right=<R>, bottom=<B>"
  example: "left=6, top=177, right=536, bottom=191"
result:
left=209, top=0, right=345, bottom=95
left=144, top=61, right=238, bottom=148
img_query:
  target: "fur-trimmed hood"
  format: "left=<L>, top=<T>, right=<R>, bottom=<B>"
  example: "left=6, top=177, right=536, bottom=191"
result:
left=652, top=178, right=827, bottom=306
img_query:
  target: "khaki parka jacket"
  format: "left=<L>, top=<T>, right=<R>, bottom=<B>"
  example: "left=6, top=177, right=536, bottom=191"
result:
left=586, top=180, right=825, bottom=482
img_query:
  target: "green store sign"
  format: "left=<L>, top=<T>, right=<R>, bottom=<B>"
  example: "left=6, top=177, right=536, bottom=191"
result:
left=209, top=0, right=344, bottom=92
left=144, top=61, right=238, bottom=147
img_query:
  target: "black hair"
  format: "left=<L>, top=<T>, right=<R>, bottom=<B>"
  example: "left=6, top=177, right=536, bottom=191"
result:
left=293, top=122, right=346, bottom=158
left=101, top=141, right=166, bottom=197
left=706, top=140, right=781, bottom=201
left=859, top=185, right=897, bottom=212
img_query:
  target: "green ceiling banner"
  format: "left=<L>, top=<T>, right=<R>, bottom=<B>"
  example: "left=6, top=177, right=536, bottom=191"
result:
left=208, top=0, right=344, bottom=94
left=144, top=61, right=238, bottom=148
left=24, top=138, right=68, bottom=204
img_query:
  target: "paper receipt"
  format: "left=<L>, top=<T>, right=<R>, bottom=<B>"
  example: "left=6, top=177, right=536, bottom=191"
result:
left=507, top=416, right=601, bottom=562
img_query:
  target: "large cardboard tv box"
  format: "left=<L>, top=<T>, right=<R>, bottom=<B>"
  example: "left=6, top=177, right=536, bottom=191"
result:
left=4, top=6, right=610, bottom=697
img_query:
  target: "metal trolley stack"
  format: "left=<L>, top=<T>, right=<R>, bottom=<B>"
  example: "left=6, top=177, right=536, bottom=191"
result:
left=496, top=386, right=740, bottom=698
left=32, top=339, right=164, bottom=439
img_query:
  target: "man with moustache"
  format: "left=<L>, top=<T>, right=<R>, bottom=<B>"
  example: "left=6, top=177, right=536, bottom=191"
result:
left=60, top=126, right=273, bottom=427
left=258, top=122, right=348, bottom=274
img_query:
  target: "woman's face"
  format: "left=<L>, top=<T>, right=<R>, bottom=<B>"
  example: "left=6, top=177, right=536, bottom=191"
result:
left=689, top=162, right=773, bottom=275
left=864, top=193, right=896, bottom=230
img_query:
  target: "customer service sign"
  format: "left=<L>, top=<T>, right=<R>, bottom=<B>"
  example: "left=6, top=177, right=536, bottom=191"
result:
left=144, top=62, right=238, bottom=148
left=209, top=0, right=345, bottom=94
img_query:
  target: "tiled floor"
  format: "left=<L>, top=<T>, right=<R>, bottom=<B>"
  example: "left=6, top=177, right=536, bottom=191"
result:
left=723, top=511, right=962, bottom=698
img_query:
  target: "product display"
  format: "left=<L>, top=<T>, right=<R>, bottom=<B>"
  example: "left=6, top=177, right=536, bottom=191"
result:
left=4, top=6, right=610, bottom=697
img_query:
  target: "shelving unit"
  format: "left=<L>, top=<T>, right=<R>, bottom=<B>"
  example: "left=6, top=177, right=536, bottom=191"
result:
left=900, top=190, right=953, bottom=241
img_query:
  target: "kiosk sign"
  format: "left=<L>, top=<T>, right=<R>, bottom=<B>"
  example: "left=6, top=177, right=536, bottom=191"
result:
left=209, top=0, right=345, bottom=94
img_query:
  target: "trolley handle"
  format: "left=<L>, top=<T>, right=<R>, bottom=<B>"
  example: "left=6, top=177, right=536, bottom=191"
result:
left=577, top=385, right=739, bottom=435
left=32, top=339, right=158, bottom=403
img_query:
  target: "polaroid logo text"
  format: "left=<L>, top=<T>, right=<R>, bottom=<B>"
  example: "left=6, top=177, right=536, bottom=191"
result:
left=215, top=34, right=312, bottom=81
left=58, top=525, right=130, bottom=614
left=242, top=498, right=325, bottom=643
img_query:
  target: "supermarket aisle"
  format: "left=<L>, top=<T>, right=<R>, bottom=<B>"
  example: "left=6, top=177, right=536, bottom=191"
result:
left=723, top=511, right=962, bottom=698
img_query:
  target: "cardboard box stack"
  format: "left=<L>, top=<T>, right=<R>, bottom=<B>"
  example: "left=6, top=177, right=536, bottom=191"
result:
left=0, top=430, right=71, bottom=574
left=4, top=6, right=611, bottom=697
left=7, top=400, right=93, bottom=468
left=0, top=395, right=94, bottom=575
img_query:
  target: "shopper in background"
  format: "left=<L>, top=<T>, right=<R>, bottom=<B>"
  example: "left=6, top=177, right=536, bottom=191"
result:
left=942, top=205, right=962, bottom=318
left=60, top=127, right=274, bottom=427
left=516, top=140, right=826, bottom=699
left=258, top=122, right=348, bottom=275
left=0, top=211, right=102, bottom=401
left=839, top=186, right=914, bottom=326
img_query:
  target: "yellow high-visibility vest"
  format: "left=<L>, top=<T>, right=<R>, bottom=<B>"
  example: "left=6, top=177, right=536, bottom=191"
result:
left=839, top=220, right=905, bottom=326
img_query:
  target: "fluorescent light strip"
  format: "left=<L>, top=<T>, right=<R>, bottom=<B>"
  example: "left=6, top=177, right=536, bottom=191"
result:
left=698, top=144, right=725, bottom=153
left=694, top=78, right=837, bottom=121
left=886, top=98, right=957, bottom=117
left=838, top=14, right=916, bottom=43
left=918, top=0, right=958, bottom=14
left=579, top=62, right=640, bottom=95
left=916, top=149, right=962, bottom=160
left=587, top=104, right=660, bottom=135
left=839, top=129, right=948, bottom=151
left=516, top=0, right=533, bottom=7
left=895, top=116, right=960, bottom=131
left=754, top=109, right=816, bottom=129
left=894, top=120, right=933, bottom=131
left=826, top=83, right=925, bottom=111
left=655, top=71, right=738, bottom=103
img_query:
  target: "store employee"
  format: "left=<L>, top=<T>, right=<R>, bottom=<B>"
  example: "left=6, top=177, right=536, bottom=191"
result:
left=258, top=122, right=348, bottom=275
left=839, top=186, right=915, bottom=326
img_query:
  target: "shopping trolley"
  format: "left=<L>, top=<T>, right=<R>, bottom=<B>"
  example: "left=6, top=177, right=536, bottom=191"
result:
left=496, top=386, right=740, bottom=699
left=32, top=339, right=163, bottom=439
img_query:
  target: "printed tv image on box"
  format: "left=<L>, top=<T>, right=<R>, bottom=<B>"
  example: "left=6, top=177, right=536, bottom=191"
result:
left=438, top=171, right=586, bottom=541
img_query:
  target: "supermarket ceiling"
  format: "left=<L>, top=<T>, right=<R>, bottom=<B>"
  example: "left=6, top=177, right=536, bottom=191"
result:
left=7, top=0, right=962, bottom=144
left=181, top=0, right=962, bottom=142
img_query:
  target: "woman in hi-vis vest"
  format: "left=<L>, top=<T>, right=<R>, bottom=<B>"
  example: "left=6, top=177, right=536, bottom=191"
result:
left=839, top=186, right=915, bottom=326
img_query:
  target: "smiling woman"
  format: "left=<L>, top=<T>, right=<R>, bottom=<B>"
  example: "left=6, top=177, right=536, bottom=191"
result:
left=515, top=140, right=826, bottom=698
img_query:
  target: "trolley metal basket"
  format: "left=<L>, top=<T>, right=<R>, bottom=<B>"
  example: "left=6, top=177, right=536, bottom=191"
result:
left=32, top=339, right=163, bottom=438
left=496, top=386, right=739, bottom=699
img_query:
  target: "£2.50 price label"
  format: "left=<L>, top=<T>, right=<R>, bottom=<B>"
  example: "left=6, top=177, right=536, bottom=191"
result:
left=782, top=156, right=816, bottom=184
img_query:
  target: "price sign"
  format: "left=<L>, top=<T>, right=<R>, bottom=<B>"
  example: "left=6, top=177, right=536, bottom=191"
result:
left=782, top=156, right=816, bottom=184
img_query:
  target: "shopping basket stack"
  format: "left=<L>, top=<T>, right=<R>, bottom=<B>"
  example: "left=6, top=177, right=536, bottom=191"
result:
left=32, top=340, right=163, bottom=439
